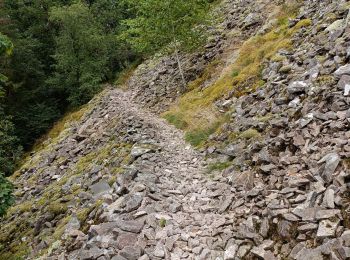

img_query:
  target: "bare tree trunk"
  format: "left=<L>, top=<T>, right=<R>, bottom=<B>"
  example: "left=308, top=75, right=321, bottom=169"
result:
left=174, top=46, right=186, bottom=93
left=172, top=24, right=186, bottom=93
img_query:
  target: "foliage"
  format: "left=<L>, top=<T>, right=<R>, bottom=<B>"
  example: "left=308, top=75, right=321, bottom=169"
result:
left=122, top=0, right=210, bottom=54
left=48, top=2, right=108, bottom=106
left=207, top=161, right=231, bottom=173
left=0, top=173, right=14, bottom=217
left=164, top=2, right=300, bottom=146
left=0, top=33, right=17, bottom=217
left=0, top=33, right=13, bottom=91
left=123, top=0, right=210, bottom=90
left=0, top=0, right=137, bottom=149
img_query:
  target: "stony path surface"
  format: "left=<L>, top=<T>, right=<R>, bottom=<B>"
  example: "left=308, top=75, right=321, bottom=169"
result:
left=66, top=88, right=237, bottom=260
left=115, top=88, right=234, bottom=259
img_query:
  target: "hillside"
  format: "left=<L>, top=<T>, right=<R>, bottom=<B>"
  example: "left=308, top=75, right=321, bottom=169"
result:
left=1, top=0, right=350, bottom=259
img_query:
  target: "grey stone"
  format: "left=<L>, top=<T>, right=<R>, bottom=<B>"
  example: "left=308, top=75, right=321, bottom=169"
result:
left=125, top=193, right=143, bottom=212
left=298, top=223, right=318, bottom=232
left=111, top=256, right=127, bottom=260
left=90, top=180, right=111, bottom=196
left=224, top=244, right=238, bottom=260
left=116, top=219, right=144, bottom=233
left=341, top=230, right=350, bottom=247
left=116, top=233, right=138, bottom=249
left=317, top=219, right=340, bottom=238
left=287, top=81, right=308, bottom=94
left=130, top=143, right=157, bottom=158
left=335, top=64, right=350, bottom=76
left=326, top=20, right=345, bottom=32
left=318, top=153, right=341, bottom=183
left=119, top=246, right=142, bottom=260
left=153, top=242, right=165, bottom=258
left=315, top=209, right=341, bottom=220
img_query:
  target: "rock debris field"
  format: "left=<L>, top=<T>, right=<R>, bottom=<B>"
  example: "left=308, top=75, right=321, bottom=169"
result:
left=63, top=88, right=244, bottom=260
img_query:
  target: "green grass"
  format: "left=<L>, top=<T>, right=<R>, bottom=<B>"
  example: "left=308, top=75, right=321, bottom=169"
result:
left=163, top=2, right=301, bottom=148
left=164, top=113, right=188, bottom=129
left=207, top=161, right=231, bottom=173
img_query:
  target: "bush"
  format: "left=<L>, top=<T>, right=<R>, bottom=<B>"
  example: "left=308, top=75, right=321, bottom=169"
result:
left=0, top=173, right=14, bottom=217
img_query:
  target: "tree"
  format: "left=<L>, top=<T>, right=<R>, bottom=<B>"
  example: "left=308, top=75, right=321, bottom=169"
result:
left=0, top=33, right=17, bottom=217
left=48, top=2, right=109, bottom=107
left=123, top=0, right=210, bottom=91
left=0, top=0, right=69, bottom=147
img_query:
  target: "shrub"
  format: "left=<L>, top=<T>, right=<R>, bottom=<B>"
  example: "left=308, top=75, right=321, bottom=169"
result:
left=0, top=173, right=14, bottom=217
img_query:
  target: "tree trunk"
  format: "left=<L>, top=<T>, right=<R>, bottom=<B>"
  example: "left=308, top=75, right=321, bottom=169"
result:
left=174, top=46, right=186, bottom=93
left=172, top=23, right=186, bottom=93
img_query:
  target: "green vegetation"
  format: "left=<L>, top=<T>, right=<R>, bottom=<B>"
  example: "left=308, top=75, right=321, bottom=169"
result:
left=123, top=0, right=210, bottom=91
left=0, top=0, right=137, bottom=150
left=164, top=2, right=301, bottom=147
left=207, top=161, right=231, bottom=173
left=185, top=120, right=222, bottom=147
left=239, top=128, right=261, bottom=139
left=294, top=18, right=312, bottom=29
left=159, top=218, right=167, bottom=228
left=0, top=33, right=18, bottom=216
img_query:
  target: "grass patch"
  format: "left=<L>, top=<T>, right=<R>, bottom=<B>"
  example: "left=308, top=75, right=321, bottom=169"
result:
left=184, top=118, right=226, bottom=147
left=294, top=18, right=312, bottom=29
left=159, top=218, right=167, bottom=228
left=207, top=161, right=231, bottom=173
left=239, top=128, right=261, bottom=139
left=164, top=113, right=188, bottom=129
left=164, top=2, right=301, bottom=147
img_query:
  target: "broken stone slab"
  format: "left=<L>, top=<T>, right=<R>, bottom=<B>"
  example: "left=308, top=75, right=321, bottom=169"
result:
left=288, top=178, right=310, bottom=187
left=298, top=113, right=314, bottom=128
left=116, top=232, right=138, bottom=250
left=125, top=193, right=143, bottom=212
left=337, top=75, right=350, bottom=96
left=90, top=180, right=112, bottom=196
left=298, top=223, right=318, bottom=232
left=335, top=64, right=350, bottom=77
left=251, top=240, right=275, bottom=259
left=224, top=244, right=238, bottom=260
left=119, top=246, right=142, bottom=260
left=292, top=207, right=322, bottom=221
left=218, top=195, right=234, bottom=213
left=115, top=219, right=144, bottom=233
left=295, top=247, right=323, bottom=260
left=130, top=143, right=158, bottom=158
left=315, top=209, right=341, bottom=220
left=89, top=222, right=119, bottom=237
left=317, top=219, right=340, bottom=238
left=289, top=242, right=306, bottom=259
left=341, top=230, right=350, bottom=247
left=153, top=242, right=165, bottom=258
left=326, top=19, right=345, bottom=32
left=318, top=153, right=341, bottom=183
left=287, top=81, right=308, bottom=94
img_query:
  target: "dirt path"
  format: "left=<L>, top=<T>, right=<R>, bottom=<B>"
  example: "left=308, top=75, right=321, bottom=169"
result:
left=64, top=88, right=235, bottom=260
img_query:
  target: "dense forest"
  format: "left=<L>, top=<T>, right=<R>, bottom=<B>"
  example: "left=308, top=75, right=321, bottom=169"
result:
left=0, top=0, right=209, bottom=216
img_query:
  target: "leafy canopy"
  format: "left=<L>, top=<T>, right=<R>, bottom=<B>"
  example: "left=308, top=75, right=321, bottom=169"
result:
left=123, top=0, right=210, bottom=55
left=0, top=33, right=16, bottom=217
left=48, top=2, right=109, bottom=106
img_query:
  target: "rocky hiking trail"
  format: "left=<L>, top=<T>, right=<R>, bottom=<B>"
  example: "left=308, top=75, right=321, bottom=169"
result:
left=64, top=88, right=241, bottom=260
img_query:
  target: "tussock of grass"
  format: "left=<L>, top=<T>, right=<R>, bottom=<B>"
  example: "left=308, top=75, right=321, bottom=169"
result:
left=239, top=128, right=261, bottom=139
left=294, top=18, right=312, bottom=29
left=207, top=161, right=231, bottom=173
left=164, top=113, right=188, bottom=129
left=164, top=2, right=301, bottom=147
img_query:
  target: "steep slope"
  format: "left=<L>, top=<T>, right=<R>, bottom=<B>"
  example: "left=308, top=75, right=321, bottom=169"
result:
left=1, top=0, right=350, bottom=259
